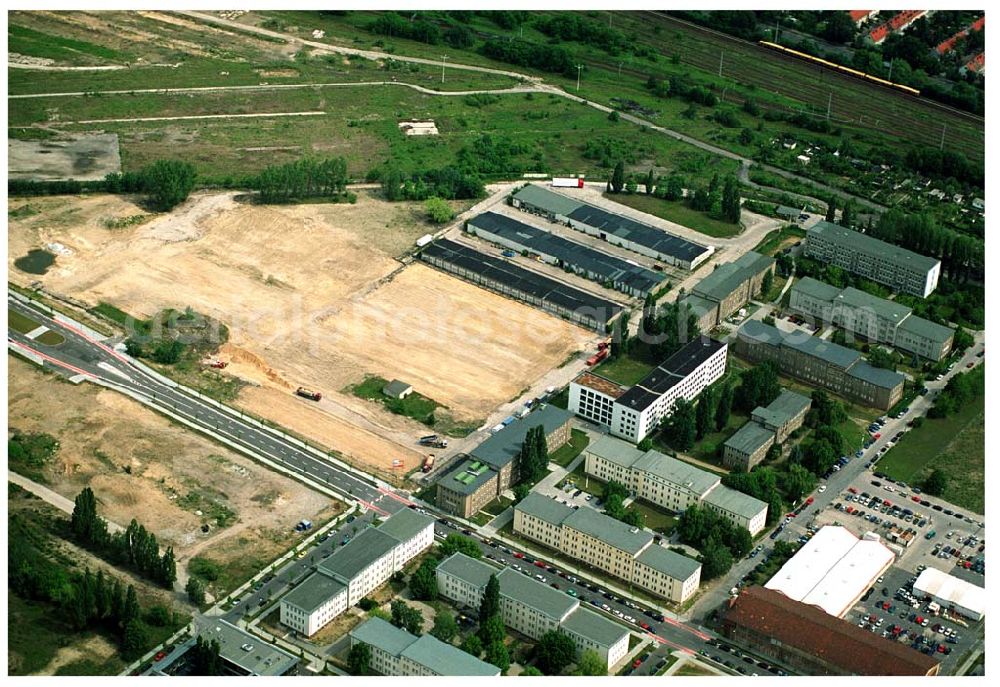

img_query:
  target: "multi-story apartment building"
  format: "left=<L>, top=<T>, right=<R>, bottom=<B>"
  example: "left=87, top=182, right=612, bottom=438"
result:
left=582, top=435, right=769, bottom=535
left=435, top=404, right=573, bottom=518
left=734, top=321, right=906, bottom=410
left=280, top=509, right=435, bottom=637
left=570, top=337, right=728, bottom=442
left=679, top=251, right=776, bottom=332
left=722, top=390, right=812, bottom=471
left=350, top=617, right=500, bottom=676
left=513, top=493, right=703, bottom=603
left=436, top=553, right=630, bottom=670
left=789, top=277, right=954, bottom=361
left=804, top=221, right=941, bottom=298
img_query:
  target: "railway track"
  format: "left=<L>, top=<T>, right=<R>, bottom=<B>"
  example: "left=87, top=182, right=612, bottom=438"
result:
left=629, top=12, right=983, bottom=160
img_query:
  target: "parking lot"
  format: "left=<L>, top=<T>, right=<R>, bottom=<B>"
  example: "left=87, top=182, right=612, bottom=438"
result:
left=842, top=564, right=983, bottom=674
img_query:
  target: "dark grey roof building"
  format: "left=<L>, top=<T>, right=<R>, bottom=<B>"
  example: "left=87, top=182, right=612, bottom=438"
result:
left=467, top=211, right=666, bottom=297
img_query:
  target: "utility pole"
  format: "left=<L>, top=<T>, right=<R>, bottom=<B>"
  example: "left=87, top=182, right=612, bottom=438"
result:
left=774, top=16, right=780, bottom=42
left=576, top=64, right=584, bottom=92
left=827, top=92, right=832, bottom=121
left=940, top=124, right=947, bottom=151
left=719, top=51, right=724, bottom=78
left=440, top=55, right=448, bottom=83
left=618, top=61, right=624, bottom=77
left=887, top=59, right=894, bottom=82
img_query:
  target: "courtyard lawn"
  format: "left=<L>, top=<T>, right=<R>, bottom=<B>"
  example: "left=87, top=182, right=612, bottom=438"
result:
left=629, top=500, right=678, bottom=535
left=878, top=393, right=984, bottom=514
left=550, top=429, right=590, bottom=468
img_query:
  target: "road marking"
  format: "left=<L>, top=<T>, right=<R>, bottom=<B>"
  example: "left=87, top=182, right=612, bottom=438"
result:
left=24, top=325, right=49, bottom=340
left=378, top=486, right=415, bottom=506
left=98, top=361, right=133, bottom=381
left=8, top=339, right=96, bottom=379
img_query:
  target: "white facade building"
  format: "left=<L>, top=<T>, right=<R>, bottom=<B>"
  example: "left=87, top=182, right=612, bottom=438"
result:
left=280, top=509, right=435, bottom=637
left=571, top=338, right=728, bottom=442
left=913, top=567, right=986, bottom=621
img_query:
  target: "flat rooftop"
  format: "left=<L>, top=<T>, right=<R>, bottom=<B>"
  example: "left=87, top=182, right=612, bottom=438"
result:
left=724, top=421, right=775, bottom=455
left=807, top=221, right=940, bottom=273
left=377, top=507, right=435, bottom=543
left=703, top=484, right=769, bottom=520
left=574, top=371, right=627, bottom=399
left=617, top=338, right=726, bottom=411
left=421, top=239, right=623, bottom=329
left=468, top=211, right=666, bottom=295
left=198, top=619, right=299, bottom=676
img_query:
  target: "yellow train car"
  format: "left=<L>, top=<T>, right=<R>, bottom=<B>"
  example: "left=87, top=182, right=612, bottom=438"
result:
left=759, top=40, right=921, bottom=96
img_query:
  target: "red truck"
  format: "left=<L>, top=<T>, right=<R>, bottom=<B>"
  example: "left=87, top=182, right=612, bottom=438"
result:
left=207, top=360, right=228, bottom=369
left=422, top=455, right=435, bottom=473
left=586, top=348, right=610, bottom=366
left=296, top=387, right=322, bottom=401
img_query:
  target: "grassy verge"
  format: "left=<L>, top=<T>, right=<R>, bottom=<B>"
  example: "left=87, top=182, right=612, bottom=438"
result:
left=751, top=225, right=806, bottom=256
left=674, top=661, right=717, bottom=676
left=482, top=496, right=514, bottom=517
left=35, top=329, right=66, bottom=346
left=9, top=308, right=42, bottom=335
left=549, top=429, right=590, bottom=468
left=878, top=394, right=984, bottom=514
left=603, top=192, right=742, bottom=239
left=470, top=512, right=493, bottom=527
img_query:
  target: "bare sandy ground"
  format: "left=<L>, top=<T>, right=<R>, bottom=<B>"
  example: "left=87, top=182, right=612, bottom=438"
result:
left=8, top=191, right=591, bottom=474
left=8, top=355, right=337, bottom=569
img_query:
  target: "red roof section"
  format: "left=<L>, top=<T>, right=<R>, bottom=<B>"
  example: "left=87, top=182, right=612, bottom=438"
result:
left=936, top=16, right=985, bottom=55
left=849, top=10, right=872, bottom=23
left=721, top=587, right=940, bottom=676
left=869, top=10, right=927, bottom=44
left=965, top=52, right=985, bottom=73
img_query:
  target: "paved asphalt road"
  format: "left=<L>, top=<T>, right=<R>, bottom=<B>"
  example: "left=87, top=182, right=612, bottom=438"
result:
left=8, top=295, right=410, bottom=520
left=8, top=292, right=982, bottom=676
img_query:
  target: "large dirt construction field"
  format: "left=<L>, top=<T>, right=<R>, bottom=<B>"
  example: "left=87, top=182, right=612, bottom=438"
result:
left=8, top=191, right=592, bottom=474
left=7, top=355, right=340, bottom=582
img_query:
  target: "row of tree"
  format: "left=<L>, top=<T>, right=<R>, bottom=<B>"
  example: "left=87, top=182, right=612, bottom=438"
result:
left=253, top=157, right=349, bottom=203
left=480, top=37, right=576, bottom=76
left=71, top=487, right=177, bottom=588
left=520, top=425, right=550, bottom=484
left=868, top=210, right=983, bottom=283
left=381, top=165, right=485, bottom=201
left=11, top=160, right=197, bottom=211
left=9, top=513, right=163, bottom=661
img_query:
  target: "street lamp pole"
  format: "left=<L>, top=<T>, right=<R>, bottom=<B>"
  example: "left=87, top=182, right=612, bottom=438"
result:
left=576, top=64, right=583, bottom=92
left=441, top=55, right=448, bottom=83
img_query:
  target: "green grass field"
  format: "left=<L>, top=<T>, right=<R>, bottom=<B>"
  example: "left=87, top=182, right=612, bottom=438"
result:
left=35, top=330, right=66, bottom=346
left=751, top=224, right=806, bottom=256
left=878, top=394, right=984, bottom=514
left=349, top=375, right=440, bottom=426
left=629, top=500, right=678, bottom=535
left=603, top=192, right=742, bottom=239
left=593, top=352, right=655, bottom=386
left=9, top=23, right=131, bottom=65
left=549, top=429, right=590, bottom=468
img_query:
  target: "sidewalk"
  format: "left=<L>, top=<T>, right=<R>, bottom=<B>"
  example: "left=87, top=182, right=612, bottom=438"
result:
left=8, top=470, right=124, bottom=533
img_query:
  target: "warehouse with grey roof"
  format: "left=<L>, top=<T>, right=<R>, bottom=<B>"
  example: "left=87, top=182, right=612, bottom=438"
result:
left=511, top=184, right=714, bottom=269
left=466, top=211, right=666, bottom=297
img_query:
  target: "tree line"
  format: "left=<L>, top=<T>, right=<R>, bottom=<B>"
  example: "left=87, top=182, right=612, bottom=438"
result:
left=71, top=487, right=177, bottom=588
left=9, top=512, right=178, bottom=662
left=868, top=210, right=983, bottom=283
left=11, top=159, right=197, bottom=211
left=928, top=365, right=983, bottom=419
left=603, top=480, right=644, bottom=528
left=253, top=157, right=350, bottom=204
